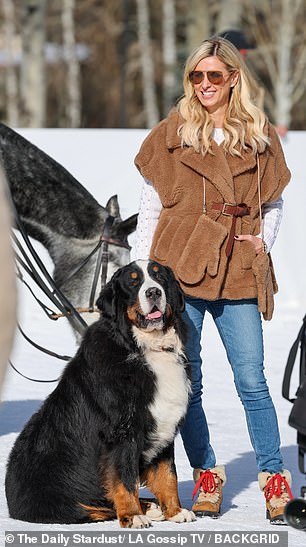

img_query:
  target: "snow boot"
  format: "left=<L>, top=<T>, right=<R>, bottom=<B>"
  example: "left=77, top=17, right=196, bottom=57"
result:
left=192, top=466, right=226, bottom=518
left=258, top=470, right=293, bottom=524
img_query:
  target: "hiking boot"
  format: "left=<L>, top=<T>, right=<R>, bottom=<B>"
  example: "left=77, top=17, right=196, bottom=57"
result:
left=192, top=466, right=226, bottom=518
left=258, top=470, right=293, bottom=524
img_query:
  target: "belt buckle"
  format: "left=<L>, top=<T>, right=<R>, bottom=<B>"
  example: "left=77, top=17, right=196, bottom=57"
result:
left=222, top=202, right=234, bottom=216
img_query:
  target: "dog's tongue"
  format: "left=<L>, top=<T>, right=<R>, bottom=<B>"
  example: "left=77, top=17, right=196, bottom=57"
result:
left=146, top=310, right=162, bottom=320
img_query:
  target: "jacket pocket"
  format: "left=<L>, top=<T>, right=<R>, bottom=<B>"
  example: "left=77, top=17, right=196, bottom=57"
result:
left=153, top=216, right=177, bottom=260
left=176, top=215, right=228, bottom=285
left=240, top=239, right=257, bottom=269
left=152, top=215, right=195, bottom=263
left=238, top=217, right=257, bottom=269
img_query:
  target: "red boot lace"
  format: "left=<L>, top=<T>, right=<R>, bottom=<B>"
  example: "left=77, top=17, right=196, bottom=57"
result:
left=192, top=469, right=217, bottom=500
left=264, top=473, right=294, bottom=501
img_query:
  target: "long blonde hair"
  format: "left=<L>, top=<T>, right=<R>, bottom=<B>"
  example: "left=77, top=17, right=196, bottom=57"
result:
left=177, top=37, right=269, bottom=156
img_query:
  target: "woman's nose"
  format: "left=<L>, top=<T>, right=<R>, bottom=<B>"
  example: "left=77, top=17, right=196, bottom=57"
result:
left=201, top=73, right=211, bottom=88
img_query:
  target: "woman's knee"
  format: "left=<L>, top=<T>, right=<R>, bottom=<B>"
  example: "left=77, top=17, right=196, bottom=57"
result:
left=233, top=365, right=270, bottom=401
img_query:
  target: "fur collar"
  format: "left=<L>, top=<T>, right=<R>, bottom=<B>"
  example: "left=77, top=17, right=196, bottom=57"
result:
left=164, top=109, right=276, bottom=203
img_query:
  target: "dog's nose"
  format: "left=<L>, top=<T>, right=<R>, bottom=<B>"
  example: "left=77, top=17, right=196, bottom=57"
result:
left=145, top=287, right=162, bottom=300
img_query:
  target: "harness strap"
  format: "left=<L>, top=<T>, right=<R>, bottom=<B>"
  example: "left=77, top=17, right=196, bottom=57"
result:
left=57, top=233, right=130, bottom=290
left=16, top=323, right=71, bottom=361
left=12, top=210, right=88, bottom=336
left=9, top=360, right=60, bottom=383
left=89, top=215, right=115, bottom=310
left=10, top=199, right=130, bottom=381
left=57, top=239, right=103, bottom=288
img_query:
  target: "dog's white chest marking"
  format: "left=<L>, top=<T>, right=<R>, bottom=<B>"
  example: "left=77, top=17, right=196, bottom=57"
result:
left=133, top=326, right=191, bottom=462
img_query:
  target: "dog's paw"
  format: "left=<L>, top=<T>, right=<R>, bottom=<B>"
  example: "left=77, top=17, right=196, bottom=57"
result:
left=131, top=515, right=152, bottom=528
left=145, top=502, right=165, bottom=521
left=119, top=514, right=152, bottom=528
left=168, top=508, right=196, bottom=523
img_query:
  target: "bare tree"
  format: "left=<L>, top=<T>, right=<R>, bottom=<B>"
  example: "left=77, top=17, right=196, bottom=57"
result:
left=20, top=0, right=48, bottom=127
left=274, top=0, right=306, bottom=129
left=1, top=0, right=19, bottom=126
left=215, top=0, right=243, bottom=34
left=136, top=0, right=159, bottom=127
left=186, top=0, right=210, bottom=52
left=1, top=0, right=305, bottom=129
left=62, top=0, right=81, bottom=127
left=162, top=0, right=176, bottom=116
left=245, top=0, right=306, bottom=129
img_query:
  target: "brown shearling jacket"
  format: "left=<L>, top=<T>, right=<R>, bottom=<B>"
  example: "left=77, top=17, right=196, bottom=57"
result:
left=135, top=110, right=291, bottom=319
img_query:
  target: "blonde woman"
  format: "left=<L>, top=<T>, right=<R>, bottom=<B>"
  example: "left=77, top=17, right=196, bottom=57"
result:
left=133, top=37, right=292, bottom=523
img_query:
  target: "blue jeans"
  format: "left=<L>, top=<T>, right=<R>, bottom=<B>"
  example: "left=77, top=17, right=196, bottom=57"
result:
left=180, top=297, right=283, bottom=473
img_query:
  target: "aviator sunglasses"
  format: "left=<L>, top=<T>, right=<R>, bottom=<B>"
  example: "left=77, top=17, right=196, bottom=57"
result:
left=188, top=70, right=229, bottom=86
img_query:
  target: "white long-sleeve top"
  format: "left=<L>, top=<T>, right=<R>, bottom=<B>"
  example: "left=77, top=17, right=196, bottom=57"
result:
left=131, top=129, right=283, bottom=260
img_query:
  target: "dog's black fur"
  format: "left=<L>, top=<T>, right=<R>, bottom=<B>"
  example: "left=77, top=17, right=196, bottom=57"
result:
left=0, top=123, right=137, bottom=328
left=5, top=260, right=194, bottom=528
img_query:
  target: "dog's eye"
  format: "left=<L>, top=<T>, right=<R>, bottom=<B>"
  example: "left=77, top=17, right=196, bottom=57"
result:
left=151, top=264, right=163, bottom=281
left=128, top=271, right=139, bottom=286
left=152, top=265, right=161, bottom=278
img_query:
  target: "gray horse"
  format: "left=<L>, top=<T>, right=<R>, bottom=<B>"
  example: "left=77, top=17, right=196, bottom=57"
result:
left=0, top=123, right=137, bottom=335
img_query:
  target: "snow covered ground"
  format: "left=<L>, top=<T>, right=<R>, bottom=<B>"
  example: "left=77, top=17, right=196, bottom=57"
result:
left=1, top=129, right=306, bottom=546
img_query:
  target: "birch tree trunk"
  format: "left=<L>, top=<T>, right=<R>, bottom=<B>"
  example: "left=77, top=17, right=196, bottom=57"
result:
left=136, top=0, right=159, bottom=127
left=1, top=0, right=19, bottom=126
left=20, top=0, right=47, bottom=127
left=186, top=0, right=210, bottom=52
left=216, top=0, right=243, bottom=34
left=246, top=0, right=306, bottom=130
left=162, top=0, right=176, bottom=116
left=62, top=0, right=81, bottom=127
left=274, top=0, right=302, bottom=129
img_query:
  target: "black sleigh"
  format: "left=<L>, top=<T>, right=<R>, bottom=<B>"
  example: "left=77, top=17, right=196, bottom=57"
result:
left=282, top=314, right=306, bottom=530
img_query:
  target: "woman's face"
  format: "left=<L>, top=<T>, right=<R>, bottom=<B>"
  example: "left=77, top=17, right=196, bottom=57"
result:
left=191, top=56, right=238, bottom=118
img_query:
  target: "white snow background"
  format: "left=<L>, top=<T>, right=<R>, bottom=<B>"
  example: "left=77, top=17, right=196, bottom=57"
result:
left=1, top=129, right=306, bottom=546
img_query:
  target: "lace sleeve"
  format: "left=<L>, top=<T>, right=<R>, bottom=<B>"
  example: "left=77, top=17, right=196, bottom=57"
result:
left=262, top=196, right=284, bottom=252
left=130, top=179, right=162, bottom=260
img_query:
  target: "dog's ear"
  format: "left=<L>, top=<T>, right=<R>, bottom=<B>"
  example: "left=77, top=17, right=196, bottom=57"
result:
left=96, top=268, right=123, bottom=319
left=165, top=265, right=185, bottom=313
left=174, top=279, right=185, bottom=313
left=96, top=281, right=117, bottom=319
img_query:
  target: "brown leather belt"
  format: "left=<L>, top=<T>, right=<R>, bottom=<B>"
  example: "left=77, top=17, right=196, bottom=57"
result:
left=212, top=202, right=251, bottom=257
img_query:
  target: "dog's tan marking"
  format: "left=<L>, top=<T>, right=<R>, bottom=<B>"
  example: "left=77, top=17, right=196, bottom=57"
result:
left=79, top=503, right=115, bottom=521
left=142, top=460, right=181, bottom=519
left=104, top=470, right=147, bottom=528
left=130, top=271, right=138, bottom=279
left=127, top=303, right=140, bottom=323
left=142, top=461, right=195, bottom=523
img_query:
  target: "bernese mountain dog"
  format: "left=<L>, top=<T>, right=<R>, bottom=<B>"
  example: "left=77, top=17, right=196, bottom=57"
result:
left=5, top=260, right=195, bottom=528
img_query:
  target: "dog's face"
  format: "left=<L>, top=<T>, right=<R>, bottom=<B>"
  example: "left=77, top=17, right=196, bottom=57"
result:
left=96, top=260, right=185, bottom=333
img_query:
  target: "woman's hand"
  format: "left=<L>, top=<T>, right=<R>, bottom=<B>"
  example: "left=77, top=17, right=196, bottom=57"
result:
left=234, top=234, right=265, bottom=254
